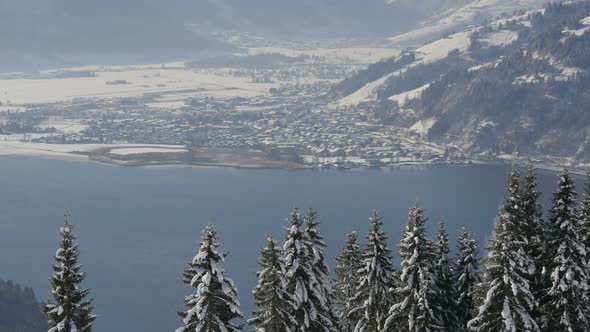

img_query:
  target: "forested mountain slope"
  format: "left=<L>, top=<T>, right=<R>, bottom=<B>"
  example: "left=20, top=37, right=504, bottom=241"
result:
left=333, top=1, right=590, bottom=162
left=0, top=280, right=46, bottom=332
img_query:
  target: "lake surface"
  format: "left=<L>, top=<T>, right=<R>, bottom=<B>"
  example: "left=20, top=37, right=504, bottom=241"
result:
left=0, top=157, right=582, bottom=331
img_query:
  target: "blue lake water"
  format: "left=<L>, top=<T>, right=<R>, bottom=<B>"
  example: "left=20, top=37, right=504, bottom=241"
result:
left=0, top=157, right=581, bottom=331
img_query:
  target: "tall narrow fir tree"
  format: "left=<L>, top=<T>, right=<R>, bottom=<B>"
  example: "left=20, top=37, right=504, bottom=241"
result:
left=281, top=209, right=321, bottom=332
left=468, top=168, right=539, bottom=332
left=578, top=172, right=590, bottom=262
left=433, top=220, right=459, bottom=331
left=541, top=171, right=590, bottom=331
left=334, top=232, right=363, bottom=332
left=519, top=162, right=546, bottom=324
left=350, top=211, right=397, bottom=332
left=304, top=209, right=339, bottom=331
left=177, top=224, right=243, bottom=332
left=454, top=225, right=480, bottom=331
left=45, top=210, right=95, bottom=332
left=249, top=235, right=294, bottom=332
left=385, top=206, right=444, bottom=332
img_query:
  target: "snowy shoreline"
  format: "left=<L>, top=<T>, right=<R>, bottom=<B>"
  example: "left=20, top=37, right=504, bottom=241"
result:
left=0, top=141, right=586, bottom=174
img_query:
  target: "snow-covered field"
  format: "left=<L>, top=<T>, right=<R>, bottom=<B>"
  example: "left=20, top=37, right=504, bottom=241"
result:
left=146, top=101, right=187, bottom=110
left=415, top=31, right=472, bottom=64
left=108, top=147, right=187, bottom=155
left=388, top=83, right=431, bottom=107
left=0, top=141, right=184, bottom=157
left=410, top=118, right=437, bottom=135
left=37, top=118, right=88, bottom=134
left=0, top=63, right=276, bottom=105
left=247, top=47, right=400, bottom=64
left=480, top=30, right=519, bottom=46
left=337, top=72, right=400, bottom=106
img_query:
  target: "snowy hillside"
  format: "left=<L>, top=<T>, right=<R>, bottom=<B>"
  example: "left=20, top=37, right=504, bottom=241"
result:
left=388, top=0, right=546, bottom=46
left=332, top=1, right=590, bottom=161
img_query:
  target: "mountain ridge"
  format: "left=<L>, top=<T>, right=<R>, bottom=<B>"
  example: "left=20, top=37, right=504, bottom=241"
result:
left=333, top=0, right=590, bottom=163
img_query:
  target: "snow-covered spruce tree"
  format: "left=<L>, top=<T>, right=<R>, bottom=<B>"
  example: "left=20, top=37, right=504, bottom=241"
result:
left=45, top=210, right=95, bottom=332
left=433, top=220, right=459, bottom=330
left=520, top=162, right=545, bottom=263
left=384, top=205, right=444, bottom=332
left=454, top=225, right=480, bottom=330
left=519, top=161, right=546, bottom=323
left=249, top=235, right=293, bottom=332
left=303, top=209, right=339, bottom=332
left=350, top=211, right=397, bottom=332
left=282, top=209, right=321, bottom=332
left=334, top=231, right=363, bottom=332
left=177, top=224, right=243, bottom=332
left=541, top=170, right=590, bottom=332
left=468, top=168, right=539, bottom=332
left=578, top=172, right=590, bottom=260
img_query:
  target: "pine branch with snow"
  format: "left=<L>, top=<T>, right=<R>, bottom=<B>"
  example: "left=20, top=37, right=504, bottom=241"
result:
left=176, top=224, right=243, bottom=332
left=44, top=210, right=95, bottom=332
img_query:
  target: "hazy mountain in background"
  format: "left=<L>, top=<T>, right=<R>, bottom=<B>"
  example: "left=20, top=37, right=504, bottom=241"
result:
left=0, top=0, right=476, bottom=71
left=389, top=0, right=546, bottom=45
left=333, top=1, right=590, bottom=161
left=0, top=279, right=46, bottom=332
left=0, top=0, right=550, bottom=71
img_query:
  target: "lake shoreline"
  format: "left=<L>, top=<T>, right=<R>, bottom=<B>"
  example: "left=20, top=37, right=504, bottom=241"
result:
left=1, top=149, right=586, bottom=176
left=0, top=141, right=586, bottom=174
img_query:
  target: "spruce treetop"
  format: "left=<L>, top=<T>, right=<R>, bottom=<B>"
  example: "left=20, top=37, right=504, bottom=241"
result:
left=469, top=170, right=540, bottom=332
left=45, top=210, right=95, bottom=332
left=351, top=211, right=397, bottom=332
left=249, top=234, right=294, bottom=332
left=385, top=205, right=443, bottom=332
left=177, top=224, right=243, bottom=332
left=455, top=225, right=481, bottom=330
